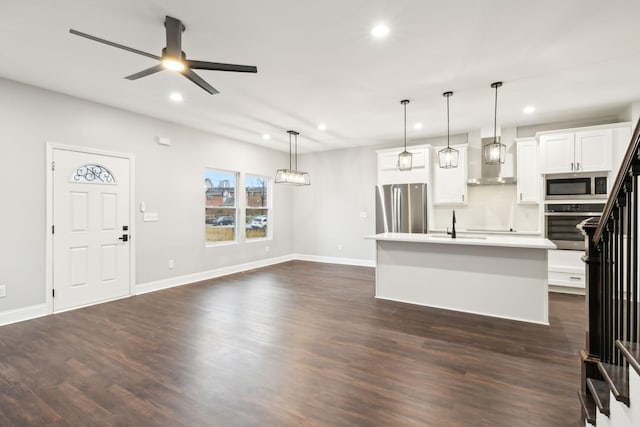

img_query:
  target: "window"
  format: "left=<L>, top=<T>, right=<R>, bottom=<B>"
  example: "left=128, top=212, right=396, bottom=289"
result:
left=205, top=169, right=237, bottom=243
left=245, top=174, right=269, bottom=239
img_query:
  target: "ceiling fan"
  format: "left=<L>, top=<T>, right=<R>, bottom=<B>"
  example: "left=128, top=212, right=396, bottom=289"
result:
left=69, top=16, right=257, bottom=95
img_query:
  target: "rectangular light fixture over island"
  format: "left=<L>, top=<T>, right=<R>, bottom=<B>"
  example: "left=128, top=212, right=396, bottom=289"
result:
left=275, top=130, right=310, bottom=185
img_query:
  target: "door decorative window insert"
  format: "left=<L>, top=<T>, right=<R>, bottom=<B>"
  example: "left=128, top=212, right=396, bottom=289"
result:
left=70, top=164, right=116, bottom=184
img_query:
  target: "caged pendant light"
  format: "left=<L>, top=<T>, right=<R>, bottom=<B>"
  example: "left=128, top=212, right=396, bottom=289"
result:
left=397, top=99, right=413, bottom=171
left=483, top=81, right=506, bottom=164
left=438, top=91, right=459, bottom=169
left=275, top=130, right=310, bottom=185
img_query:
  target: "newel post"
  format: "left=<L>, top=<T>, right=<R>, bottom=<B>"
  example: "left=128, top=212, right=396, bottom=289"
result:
left=578, top=217, right=603, bottom=394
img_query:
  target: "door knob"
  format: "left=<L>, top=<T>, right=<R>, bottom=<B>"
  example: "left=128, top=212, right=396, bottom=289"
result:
left=118, top=234, right=129, bottom=242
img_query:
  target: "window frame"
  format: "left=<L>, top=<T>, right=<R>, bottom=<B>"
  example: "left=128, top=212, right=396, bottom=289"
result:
left=204, top=168, right=239, bottom=246
left=244, top=173, right=272, bottom=241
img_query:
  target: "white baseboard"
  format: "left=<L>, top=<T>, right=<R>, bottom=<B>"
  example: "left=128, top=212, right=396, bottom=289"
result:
left=135, top=254, right=294, bottom=295
left=0, top=303, right=49, bottom=326
left=293, top=254, right=375, bottom=268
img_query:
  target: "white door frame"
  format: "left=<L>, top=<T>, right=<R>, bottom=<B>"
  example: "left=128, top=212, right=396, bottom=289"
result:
left=45, top=142, right=136, bottom=314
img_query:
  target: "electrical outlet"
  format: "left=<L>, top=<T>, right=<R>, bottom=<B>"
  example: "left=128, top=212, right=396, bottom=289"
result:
left=0, top=285, right=6, bottom=298
left=360, top=211, right=368, bottom=218
left=168, top=259, right=174, bottom=269
left=338, top=244, right=343, bottom=251
left=265, top=246, right=270, bottom=252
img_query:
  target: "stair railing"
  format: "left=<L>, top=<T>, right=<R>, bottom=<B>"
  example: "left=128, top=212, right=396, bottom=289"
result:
left=580, top=118, right=640, bottom=402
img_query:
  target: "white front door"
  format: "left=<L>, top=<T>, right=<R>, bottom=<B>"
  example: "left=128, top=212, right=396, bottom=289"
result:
left=52, top=148, right=131, bottom=312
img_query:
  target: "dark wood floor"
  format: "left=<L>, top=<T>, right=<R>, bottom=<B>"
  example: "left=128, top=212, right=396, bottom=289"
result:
left=0, top=261, right=584, bottom=426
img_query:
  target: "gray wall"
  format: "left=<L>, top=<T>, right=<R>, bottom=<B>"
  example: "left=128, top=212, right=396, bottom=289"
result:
left=0, top=78, right=294, bottom=312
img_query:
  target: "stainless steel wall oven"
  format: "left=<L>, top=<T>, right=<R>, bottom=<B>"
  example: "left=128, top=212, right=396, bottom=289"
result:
left=544, top=203, right=605, bottom=250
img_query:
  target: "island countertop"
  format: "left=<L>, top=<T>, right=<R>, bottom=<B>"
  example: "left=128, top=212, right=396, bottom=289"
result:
left=365, top=232, right=557, bottom=250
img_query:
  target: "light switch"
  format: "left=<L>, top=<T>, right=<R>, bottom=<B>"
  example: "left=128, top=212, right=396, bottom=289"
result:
left=143, top=212, right=159, bottom=222
left=360, top=211, right=368, bottom=218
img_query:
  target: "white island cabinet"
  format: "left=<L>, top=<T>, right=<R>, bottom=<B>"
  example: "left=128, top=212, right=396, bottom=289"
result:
left=366, top=233, right=556, bottom=325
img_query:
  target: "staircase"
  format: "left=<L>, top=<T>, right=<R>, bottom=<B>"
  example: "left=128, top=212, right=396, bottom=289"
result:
left=579, top=118, right=640, bottom=426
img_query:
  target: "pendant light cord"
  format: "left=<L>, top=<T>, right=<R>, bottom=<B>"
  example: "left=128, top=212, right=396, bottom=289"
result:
left=288, top=132, right=292, bottom=170
left=493, top=83, right=499, bottom=142
left=447, top=95, right=450, bottom=149
left=294, top=133, right=298, bottom=171
left=403, top=102, right=407, bottom=151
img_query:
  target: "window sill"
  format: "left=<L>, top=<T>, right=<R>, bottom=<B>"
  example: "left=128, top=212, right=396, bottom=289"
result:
left=205, top=240, right=238, bottom=248
left=245, top=236, right=273, bottom=243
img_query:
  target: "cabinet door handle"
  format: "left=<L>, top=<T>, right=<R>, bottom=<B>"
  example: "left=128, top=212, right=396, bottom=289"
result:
left=462, top=194, right=464, bottom=202
left=576, top=162, right=580, bottom=171
left=520, top=192, right=523, bottom=201
left=570, top=276, right=581, bottom=280
left=570, top=162, right=574, bottom=171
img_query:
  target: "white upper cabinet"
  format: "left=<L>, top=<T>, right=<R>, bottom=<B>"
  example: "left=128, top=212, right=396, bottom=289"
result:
left=539, top=133, right=575, bottom=174
left=539, top=127, right=613, bottom=174
left=575, top=129, right=613, bottom=172
left=432, top=145, right=468, bottom=205
left=377, top=145, right=430, bottom=185
left=516, top=138, right=540, bottom=204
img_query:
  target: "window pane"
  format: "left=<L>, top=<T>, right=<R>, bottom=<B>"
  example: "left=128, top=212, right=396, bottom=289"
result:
left=246, top=175, right=267, bottom=207
left=246, top=175, right=269, bottom=239
left=205, top=169, right=237, bottom=243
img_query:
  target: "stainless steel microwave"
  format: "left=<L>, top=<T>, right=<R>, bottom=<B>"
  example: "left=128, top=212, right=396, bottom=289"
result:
left=545, top=173, right=608, bottom=200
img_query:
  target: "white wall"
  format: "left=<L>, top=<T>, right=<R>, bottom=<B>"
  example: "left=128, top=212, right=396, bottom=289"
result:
left=293, top=146, right=377, bottom=262
left=0, top=78, right=294, bottom=313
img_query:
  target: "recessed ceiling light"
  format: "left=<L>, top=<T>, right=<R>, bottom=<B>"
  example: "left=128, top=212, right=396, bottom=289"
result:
left=413, top=123, right=423, bottom=130
left=317, top=123, right=327, bottom=131
left=523, top=105, right=536, bottom=114
left=262, top=133, right=271, bottom=140
left=169, top=92, right=183, bottom=102
left=371, top=24, right=390, bottom=39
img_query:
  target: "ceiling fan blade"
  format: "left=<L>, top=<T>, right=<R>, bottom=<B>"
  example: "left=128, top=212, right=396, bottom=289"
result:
left=182, top=69, right=219, bottom=94
left=187, top=60, right=257, bottom=73
left=164, top=16, right=183, bottom=58
left=69, top=29, right=160, bottom=61
left=124, top=64, right=164, bottom=80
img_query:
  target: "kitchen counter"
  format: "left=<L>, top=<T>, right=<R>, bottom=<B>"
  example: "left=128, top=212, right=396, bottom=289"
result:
left=366, top=232, right=556, bottom=325
left=366, top=232, right=556, bottom=250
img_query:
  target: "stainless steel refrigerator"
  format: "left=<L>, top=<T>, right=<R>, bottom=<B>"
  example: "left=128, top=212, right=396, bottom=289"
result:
left=375, top=183, right=428, bottom=233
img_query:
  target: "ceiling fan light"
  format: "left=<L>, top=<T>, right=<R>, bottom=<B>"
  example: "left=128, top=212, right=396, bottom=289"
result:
left=162, top=58, right=185, bottom=71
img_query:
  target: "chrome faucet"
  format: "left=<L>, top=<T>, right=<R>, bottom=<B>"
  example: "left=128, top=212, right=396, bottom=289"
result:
left=446, top=210, right=457, bottom=239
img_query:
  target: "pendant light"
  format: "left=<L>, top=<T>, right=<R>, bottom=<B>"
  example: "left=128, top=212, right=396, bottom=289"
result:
left=483, top=81, right=506, bottom=164
left=275, top=130, right=310, bottom=185
left=397, top=99, right=412, bottom=171
left=438, top=91, right=459, bottom=168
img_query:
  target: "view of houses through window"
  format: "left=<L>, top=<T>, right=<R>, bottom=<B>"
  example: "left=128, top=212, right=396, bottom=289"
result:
left=205, top=169, right=237, bottom=243
left=246, top=174, right=269, bottom=239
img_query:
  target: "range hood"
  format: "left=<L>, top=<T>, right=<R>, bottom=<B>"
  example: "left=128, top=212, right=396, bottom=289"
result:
left=467, top=135, right=517, bottom=185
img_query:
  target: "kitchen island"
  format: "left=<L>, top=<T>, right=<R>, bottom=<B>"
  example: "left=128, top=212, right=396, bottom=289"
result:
left=366, top=233, right=557, bottom=324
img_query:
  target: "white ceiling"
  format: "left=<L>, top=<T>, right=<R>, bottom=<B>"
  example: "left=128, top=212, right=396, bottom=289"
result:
left=1, top=0, right=640, bottom=152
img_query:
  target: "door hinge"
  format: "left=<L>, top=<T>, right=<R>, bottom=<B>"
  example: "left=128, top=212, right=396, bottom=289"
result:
left=52, top=289, right=55, bottom=298
left=51, top=161, right=55, bottom=171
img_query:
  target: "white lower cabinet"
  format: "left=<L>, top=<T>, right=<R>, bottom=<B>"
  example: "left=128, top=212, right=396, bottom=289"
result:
left=548, top=249, right=585, bottom=290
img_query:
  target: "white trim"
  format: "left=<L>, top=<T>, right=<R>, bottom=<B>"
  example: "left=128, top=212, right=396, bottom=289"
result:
left=135, top=254, right=294, bottom=295
left=45, top=142, right=136, bottom=314
left=293, top=254, right=375, bottom=267
left=0, top=304, right=49, bottom=326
